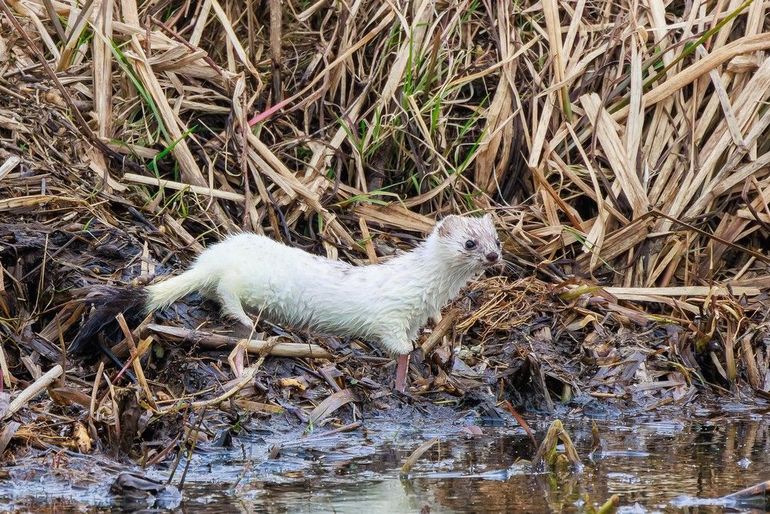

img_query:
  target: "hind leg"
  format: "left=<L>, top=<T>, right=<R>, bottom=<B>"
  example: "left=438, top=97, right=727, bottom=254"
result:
left=215, top=286, right=255, bottom=378
left=216, top=286, right=253, bottom=328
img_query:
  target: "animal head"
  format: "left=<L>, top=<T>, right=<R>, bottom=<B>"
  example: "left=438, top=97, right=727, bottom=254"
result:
left=431, top=214, right=501, bottom=269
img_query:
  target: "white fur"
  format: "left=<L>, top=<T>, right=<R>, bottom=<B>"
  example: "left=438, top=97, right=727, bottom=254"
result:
left=146, top=215, right=499, bottom=355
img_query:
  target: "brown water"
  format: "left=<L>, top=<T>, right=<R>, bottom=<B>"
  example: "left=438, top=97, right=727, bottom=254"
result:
left=3, top=408, right=770, bottom=513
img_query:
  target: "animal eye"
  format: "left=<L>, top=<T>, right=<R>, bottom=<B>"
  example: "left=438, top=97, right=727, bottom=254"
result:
left=496, top=239, right=501, bottom=248
left=464, top=240, right=476, bottom=250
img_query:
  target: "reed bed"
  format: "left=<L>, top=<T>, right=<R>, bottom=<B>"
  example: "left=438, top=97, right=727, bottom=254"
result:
left=1, top=0, right=770, bottom=459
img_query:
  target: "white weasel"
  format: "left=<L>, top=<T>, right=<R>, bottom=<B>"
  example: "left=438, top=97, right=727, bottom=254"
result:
left=146, top=214, right=500, bottom=388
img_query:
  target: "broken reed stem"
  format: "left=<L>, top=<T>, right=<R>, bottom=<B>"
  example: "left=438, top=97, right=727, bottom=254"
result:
left=597, top=495, right=621, bottom=514
left=89, top=361, right=105, bottom=422
left=145, top=324, right=332, bottom=359
left=177, top=407, right=206, bottom=490
left=0, top=421, right=20, bottom=455
left=420, top=309, right=459, bottom=355
left=122, top=173, right=246, bottom=202
left=400, top=437, right=439, bottom=478
left=532, top=419, right=582, bottom=470
left=0, top=341, right=11, bottom=388
left=116, top=313, right=158, bottom=411
left=3, top=364, right=63, bottom=420
left=183, top=364, right=260, bottom=412
left=308, top=389, right=357, bottom=425
left=740, top=331, right=762, bottom=389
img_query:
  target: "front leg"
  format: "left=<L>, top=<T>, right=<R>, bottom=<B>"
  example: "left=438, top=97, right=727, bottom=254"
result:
left=395, top=354, right=410, bottom=393
left=380, top=332, right=413, bottom=393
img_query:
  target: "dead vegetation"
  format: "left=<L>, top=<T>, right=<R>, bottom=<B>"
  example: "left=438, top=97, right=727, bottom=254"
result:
left=1, top=0, right=770, bottom=464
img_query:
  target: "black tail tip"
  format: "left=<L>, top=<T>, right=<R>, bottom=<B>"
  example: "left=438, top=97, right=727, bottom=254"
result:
left=69, top=286, right=147, bottom=355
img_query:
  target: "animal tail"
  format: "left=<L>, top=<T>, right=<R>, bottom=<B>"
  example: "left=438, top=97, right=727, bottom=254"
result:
left=144, top=265, right=215, bottom=312
left=70, top=265, right=215, bottom=355
left=68, top=285, right=147, bottom=354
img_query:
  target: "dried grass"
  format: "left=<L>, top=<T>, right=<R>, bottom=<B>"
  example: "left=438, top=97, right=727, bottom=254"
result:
left=1, top=0, right=770, bottom=451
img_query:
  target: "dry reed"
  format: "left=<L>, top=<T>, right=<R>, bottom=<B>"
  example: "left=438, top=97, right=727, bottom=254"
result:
left=1, top=0, right=770, bottom=436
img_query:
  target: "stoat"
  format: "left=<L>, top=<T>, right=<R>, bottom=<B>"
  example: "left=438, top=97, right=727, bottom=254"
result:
left=71, top=214, right=500, bottom=391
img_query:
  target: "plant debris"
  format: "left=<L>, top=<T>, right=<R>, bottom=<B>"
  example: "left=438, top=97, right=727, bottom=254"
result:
left=0, top=0, right=769, bottom=499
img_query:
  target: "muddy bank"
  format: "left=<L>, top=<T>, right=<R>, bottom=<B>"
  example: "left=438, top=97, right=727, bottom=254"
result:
left=3, top=0, right=770, bottom=508
left=2, top=210, right=770, bottom=485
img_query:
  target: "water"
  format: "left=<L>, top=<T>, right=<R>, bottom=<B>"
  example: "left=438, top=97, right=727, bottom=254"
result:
left=3, top=412, right=770, bottom=512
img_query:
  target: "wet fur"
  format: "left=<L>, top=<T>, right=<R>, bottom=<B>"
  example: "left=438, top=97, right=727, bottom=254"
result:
left=72, top=215, right=499, bottom=357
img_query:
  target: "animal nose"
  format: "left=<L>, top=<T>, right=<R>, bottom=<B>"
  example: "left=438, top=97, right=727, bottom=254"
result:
left=485, top=252, right=499, bottom=263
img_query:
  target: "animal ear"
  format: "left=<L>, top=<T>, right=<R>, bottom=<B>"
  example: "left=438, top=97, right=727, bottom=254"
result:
left=437, top=215, right=460, bottom=237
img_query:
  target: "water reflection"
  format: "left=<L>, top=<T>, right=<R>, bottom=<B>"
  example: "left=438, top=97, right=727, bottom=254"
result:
left=3, top=414, right=770, bottom=512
